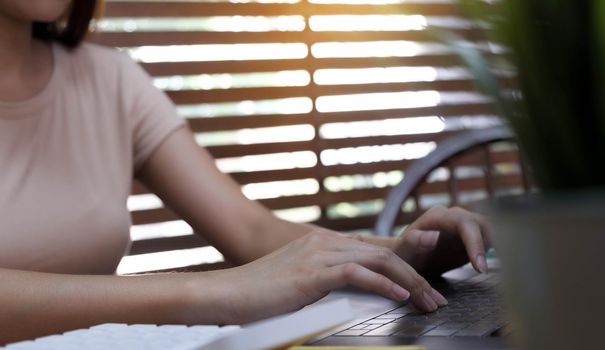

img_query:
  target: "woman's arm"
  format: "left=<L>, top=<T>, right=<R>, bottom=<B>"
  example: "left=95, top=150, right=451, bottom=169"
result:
left=137, top=127, right=312, bottom=265
left=0, top=268, right=223, bottom=344
left=0, top=228, right=448, bottom=344
left=138, top=127, right=491, bottom=273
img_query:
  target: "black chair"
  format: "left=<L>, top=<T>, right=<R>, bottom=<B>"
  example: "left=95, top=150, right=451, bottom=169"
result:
left=374, top=126, right=530, bottom=237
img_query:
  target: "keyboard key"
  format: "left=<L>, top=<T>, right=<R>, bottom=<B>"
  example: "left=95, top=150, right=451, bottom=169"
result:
left=394, top=324, right=440, bottom=337
left=363, top=322, right=412, bottom=336
left=364, top=318, right=396, bottom=325
left=347, top=324, right=367, bottom=330
left=454, top=321, right=501, bottom=337
left=424, top=327, right=458, bottom=337
left=334, top=329, right=369, bottom=336
left=374, top=314, right=402, bottom=320
left=352, top=272, right=508, bottom=339
left=361, top=324, right=383, bottom=331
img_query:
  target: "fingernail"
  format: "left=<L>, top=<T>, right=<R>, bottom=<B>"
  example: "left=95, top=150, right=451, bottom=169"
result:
left=430, top=288, right=448, bottom=307
left=419, top=231, right=440, bottom=249
left=392, top=285, right=410, bottom=301
left=423, top=291, right=438, bottom=311
left=476, top=254, right=488, bottom=274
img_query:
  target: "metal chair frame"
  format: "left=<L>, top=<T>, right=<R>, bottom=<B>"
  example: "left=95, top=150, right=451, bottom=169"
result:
left=374, top=126, right=527, bottom=236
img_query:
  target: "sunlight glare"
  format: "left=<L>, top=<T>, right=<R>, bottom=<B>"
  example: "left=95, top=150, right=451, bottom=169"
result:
left=128, top=43, right=308, bottom=63
left=127, top=194, right=163, bottom=211
left=154, top=70, right=310, bottom=91
left=314, top=67, right=437, bottom=85
left=98, top=16, right=305, bottom=32
left=237, top=124, right=315, bottom=144
left=131, top=221, right=193, bottom=241
left=117, top=246, right=224, bottom=275
left=316, top=90, right=440, bottom=113
left=320, top=116, right=445, bottom=139
left=310, top=0, right=429, bottom=3
left=310, top=15, right=427, bottom=31
left=321, top=142, right=436, bottom=166
left=274, top=206, right=321, bottom=223
left=312, top=41, right=422, bottom=58
left=178, top=97, right=313, bottom=119
left=242, top=179, right=319, bottom=200
left=216, top=151, right=317, bottom=173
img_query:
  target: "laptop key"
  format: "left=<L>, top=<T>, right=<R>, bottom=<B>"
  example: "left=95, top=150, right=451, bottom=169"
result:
left=454, top=321, right=500, bottom=337
left=394, top=324, right=440, bottom=337
left=363, top=321, right=415, bottom=336
left=375, top=314, right=403, bottom=320
left=335, top=329, right=370, bottom=336
left=361, top=324, right=383, bottom=331
left=347, top=324, right=367, bottom=330
left=423, top=327, right=459, bottom=337
left=364, top=317, right=396, bottom=324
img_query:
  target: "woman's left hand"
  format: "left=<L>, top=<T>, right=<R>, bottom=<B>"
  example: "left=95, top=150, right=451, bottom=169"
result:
left=392, top=206, right=493, bottom=277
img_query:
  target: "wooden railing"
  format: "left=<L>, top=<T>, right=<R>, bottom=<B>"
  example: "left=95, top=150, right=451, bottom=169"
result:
left=92, top=0, right=522, bottom=272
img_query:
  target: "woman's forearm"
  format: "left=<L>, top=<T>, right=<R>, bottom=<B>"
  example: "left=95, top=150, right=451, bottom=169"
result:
left=0, top=268, right=223, bottom=345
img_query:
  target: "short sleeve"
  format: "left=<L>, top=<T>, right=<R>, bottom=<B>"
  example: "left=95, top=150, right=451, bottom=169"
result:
left=117, top=54, right=186, bottom=173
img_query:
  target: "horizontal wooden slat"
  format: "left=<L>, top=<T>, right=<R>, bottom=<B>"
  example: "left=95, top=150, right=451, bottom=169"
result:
left=130, top=149, right=518, bottom=196
left=140, top=55, right=473, bottom=77
left=415, top=173, right=523, bottom=195
left=130, top=173, right=523, bottom=225
left=128, top=234, right=209, bottom=255
left=104, top=2, right=462, bottom=18
left=131, top=206, right=179, bottom=225
left=187, top=103, right=495, bottom=134
left=321, top=131, right=457, bottom=150
left=131, top=181, right=149, bottom=195
left=205, top=131, right=456, bottom=159
left=189, top=113, right=314, bottom=132
left=92, top=29, right=473, bottom=47
left=229, top=167, right=320, bottom=185
left=228, top=161, right=422, bottom=185
left=315, top=214, right=381, bottom=232
left=317, top=103, right=495, bottom=123
left=142, top=59, right=310, bottom=76
left=207, top=140, right=314, bottom=158
left=167, top=86, right=309, bottom=105
left=165, top=79, right=497, bottom=105
left=450, top=149, right=520, bottom=168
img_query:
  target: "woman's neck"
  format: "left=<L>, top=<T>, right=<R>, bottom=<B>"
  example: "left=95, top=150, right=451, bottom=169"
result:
left=0, top=13, right=53, bottom=102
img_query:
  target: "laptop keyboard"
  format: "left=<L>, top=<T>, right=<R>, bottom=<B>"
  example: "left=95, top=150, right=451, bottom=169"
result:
left=335, top=273, right=508, bottom=338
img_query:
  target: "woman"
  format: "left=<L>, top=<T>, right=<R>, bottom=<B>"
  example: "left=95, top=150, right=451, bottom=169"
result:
left=0, top=0, right=491, bottom=344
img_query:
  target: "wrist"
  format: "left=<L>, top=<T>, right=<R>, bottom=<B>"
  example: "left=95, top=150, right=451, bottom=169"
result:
left=175, top=272, right=232, bottom=325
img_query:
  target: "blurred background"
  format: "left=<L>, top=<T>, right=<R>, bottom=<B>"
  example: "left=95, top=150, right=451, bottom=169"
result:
left=91, top=0, right=522, bottom=274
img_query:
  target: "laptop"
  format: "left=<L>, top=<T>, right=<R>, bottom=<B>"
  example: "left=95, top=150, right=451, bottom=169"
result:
left=4, top=260, right=511, bottom=350
left=307, top=258, right=512, bottom=350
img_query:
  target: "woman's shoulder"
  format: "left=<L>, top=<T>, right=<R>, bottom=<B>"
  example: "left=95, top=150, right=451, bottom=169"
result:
left=54, top=42, right=140, bottom=78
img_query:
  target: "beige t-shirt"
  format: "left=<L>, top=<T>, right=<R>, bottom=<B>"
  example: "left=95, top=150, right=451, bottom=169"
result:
left=0, top=43, right=185, bottom=274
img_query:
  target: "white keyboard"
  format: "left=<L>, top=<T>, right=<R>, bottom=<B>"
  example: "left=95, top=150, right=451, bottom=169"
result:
left=3, top=324, right=240, bottom=350
left=2, top=299, right=354, bottom=350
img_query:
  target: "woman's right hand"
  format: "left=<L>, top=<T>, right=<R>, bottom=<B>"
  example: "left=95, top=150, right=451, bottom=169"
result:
left=198, top=229, right=447, bottom=325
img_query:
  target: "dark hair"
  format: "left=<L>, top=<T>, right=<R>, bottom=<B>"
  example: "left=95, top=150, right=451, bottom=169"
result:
left=32, top=0, right=98, bottom=48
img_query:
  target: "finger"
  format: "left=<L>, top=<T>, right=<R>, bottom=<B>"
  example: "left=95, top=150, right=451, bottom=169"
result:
left=472, top=213, right=494, bottom=249
left=323, top=249, right=446, bottom=311
left=456, top=217, right=488, bottom=273
left=318, top=263, right=410, bottom=302
left=403, top=229, right=441, bottom=253
left=394, top=229, right=440, bottom=263
left=413, top=207, right=490, bottom=273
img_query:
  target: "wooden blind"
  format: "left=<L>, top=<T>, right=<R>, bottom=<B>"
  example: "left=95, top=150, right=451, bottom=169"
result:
left=92, top=0, right=522, bottom=273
